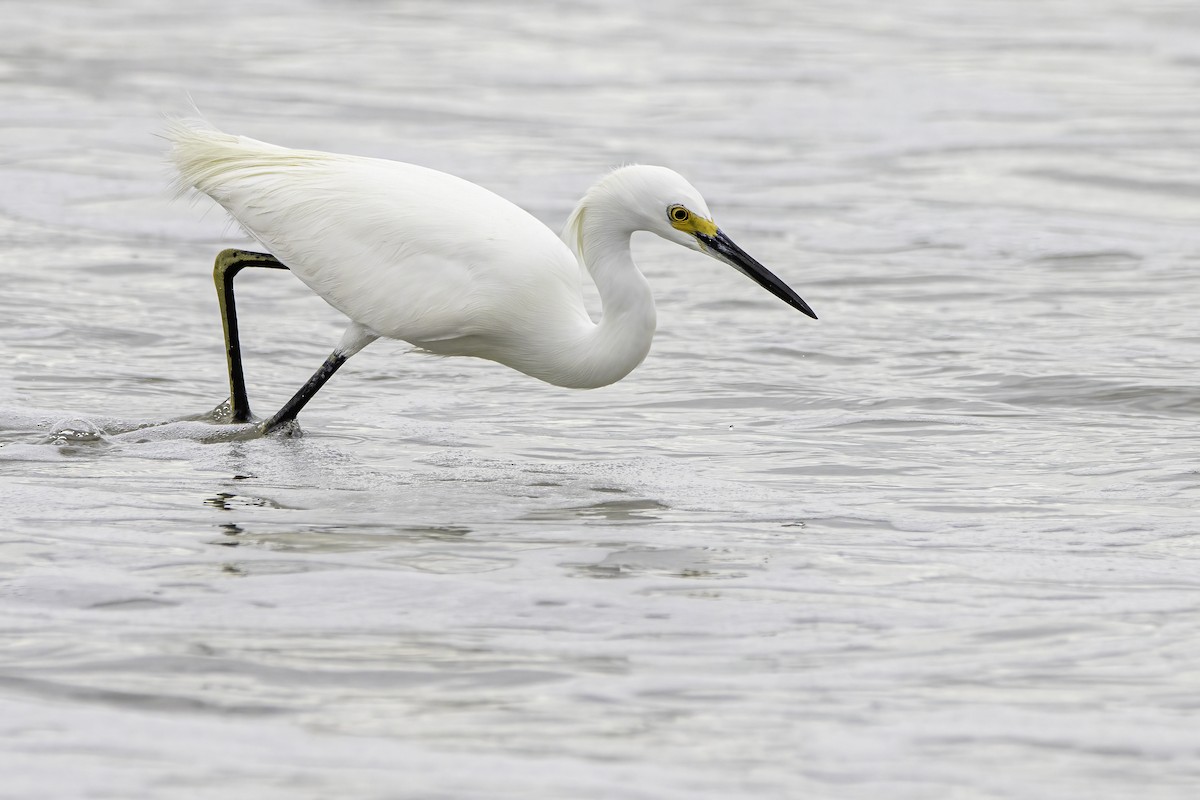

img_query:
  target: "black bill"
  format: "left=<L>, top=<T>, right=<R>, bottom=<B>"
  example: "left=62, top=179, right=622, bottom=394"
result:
left=698, top=230, right=817, bottom=319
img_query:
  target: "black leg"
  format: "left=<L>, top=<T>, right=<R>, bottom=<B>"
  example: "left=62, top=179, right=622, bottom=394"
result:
left=258, top=352, right=349, bottom=436
left=213, top=249, right=289, bottom=422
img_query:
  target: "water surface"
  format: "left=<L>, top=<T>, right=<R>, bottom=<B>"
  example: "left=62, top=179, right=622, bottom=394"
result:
left=2, top=2, right=1200, bottom=798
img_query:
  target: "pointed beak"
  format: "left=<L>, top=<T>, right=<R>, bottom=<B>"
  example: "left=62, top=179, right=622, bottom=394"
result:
left=697, top=230, right=817, bottom=319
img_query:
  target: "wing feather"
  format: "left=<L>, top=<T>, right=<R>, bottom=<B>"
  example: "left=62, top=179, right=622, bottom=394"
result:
left=166, top=121, right=584, bottom=343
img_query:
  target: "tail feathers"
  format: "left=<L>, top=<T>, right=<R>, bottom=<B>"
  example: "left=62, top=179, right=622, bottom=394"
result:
left=162, top=118, right=332, bottom=199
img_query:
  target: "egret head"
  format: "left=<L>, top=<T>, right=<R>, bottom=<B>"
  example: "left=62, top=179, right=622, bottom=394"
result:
left=598, top=165, right=817, bottom=320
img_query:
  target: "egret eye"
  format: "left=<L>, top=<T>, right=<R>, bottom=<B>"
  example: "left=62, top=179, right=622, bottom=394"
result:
left=669, top=205, right=690, bottom=223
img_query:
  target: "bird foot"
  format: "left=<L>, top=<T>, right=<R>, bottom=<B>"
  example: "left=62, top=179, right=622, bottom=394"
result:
left=206, top=397, right=265, bottom=426
left=206, top=398, right=238, bottom=424
left=258, top=418, right=303, bottom=438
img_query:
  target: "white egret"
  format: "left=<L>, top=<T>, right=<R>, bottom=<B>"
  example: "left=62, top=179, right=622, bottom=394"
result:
left=165, top=121, right=816, bottom=435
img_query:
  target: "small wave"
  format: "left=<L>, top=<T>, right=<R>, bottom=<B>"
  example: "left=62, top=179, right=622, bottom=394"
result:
left=966, top=374, right=1200, bottom=417
left=0, top=404, right=266, bottom=452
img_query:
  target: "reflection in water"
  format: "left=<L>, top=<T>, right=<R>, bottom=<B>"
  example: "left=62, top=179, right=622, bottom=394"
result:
left=204, top=492, right=282, bottom=511
left=523, top=497, right=668, bottom=522
left=570, top=547, right=756, bottom=580
left=207, top=521, right=474, bottom=554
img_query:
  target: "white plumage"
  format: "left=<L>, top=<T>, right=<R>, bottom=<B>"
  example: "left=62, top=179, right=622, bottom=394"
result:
left=166, top=120, right=814, bottom=429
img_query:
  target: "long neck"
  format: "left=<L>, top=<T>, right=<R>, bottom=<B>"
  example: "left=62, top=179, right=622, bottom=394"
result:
left=557, top=202, right=657, bottom=389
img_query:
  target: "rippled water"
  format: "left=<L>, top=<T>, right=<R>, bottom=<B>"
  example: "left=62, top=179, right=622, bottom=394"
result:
left=3, top=2, right=1200, bottom=797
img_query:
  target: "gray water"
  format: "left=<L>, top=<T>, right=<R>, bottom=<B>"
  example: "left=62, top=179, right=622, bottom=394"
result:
left=3, top=1, right=1200, bottom=797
